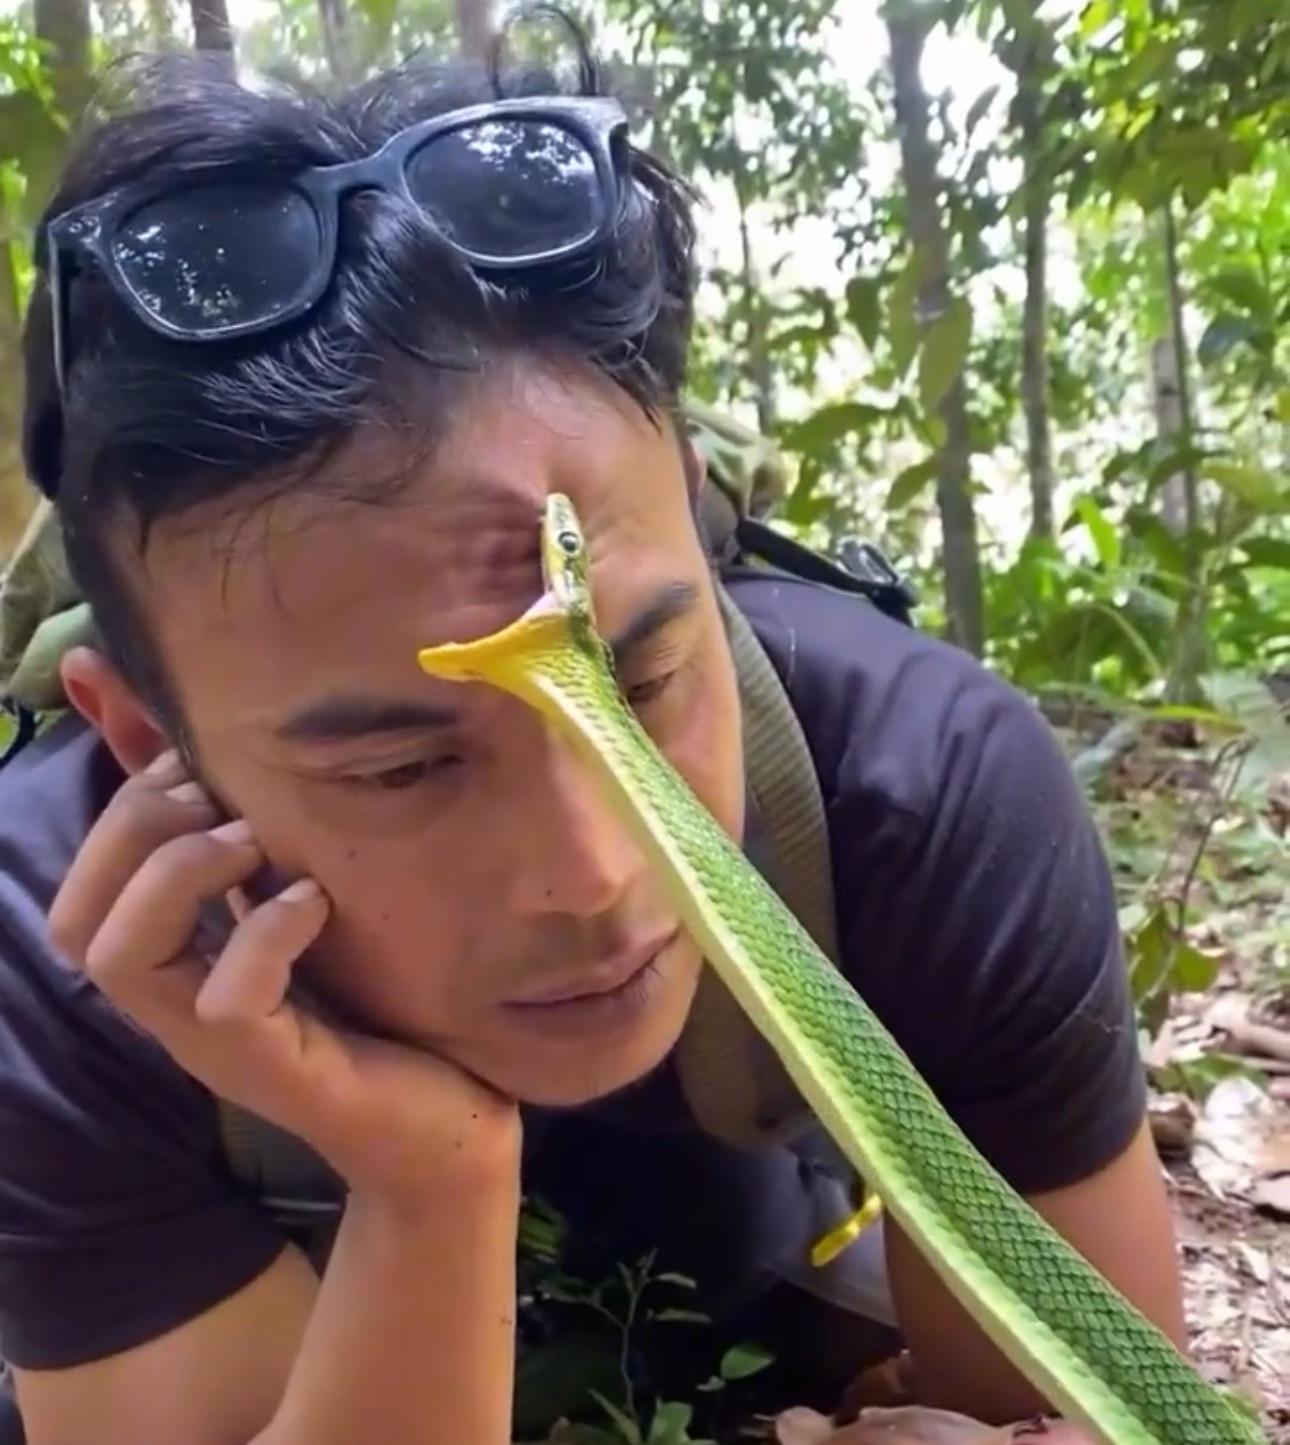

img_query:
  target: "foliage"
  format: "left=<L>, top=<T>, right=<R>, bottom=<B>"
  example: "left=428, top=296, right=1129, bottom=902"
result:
left=513, top=1205, right=777, bottom=1445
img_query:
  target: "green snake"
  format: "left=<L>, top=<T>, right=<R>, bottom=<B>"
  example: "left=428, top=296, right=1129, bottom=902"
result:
left=417, top=494, right=1262, bottom=1445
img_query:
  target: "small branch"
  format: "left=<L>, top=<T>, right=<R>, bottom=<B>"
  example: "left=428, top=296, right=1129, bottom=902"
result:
left=1215, top=1013, right=1290, bottom=1066
left=1171, top=736, right=1250, bottom=934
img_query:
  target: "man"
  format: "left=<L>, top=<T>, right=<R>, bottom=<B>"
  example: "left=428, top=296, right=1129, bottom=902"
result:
left=0, top=36, right=1186, bottom=1445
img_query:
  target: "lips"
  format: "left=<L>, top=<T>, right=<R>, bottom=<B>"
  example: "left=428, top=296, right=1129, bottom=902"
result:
left=506, top=929, right=679, bottom=1008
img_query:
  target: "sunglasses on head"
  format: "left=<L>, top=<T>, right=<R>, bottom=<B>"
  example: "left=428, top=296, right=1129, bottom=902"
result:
left=46, top=94, right=634, bottom=399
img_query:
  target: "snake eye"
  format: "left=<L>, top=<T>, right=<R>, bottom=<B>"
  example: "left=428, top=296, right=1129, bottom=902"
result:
left=557, top=531, right=580, bottom=555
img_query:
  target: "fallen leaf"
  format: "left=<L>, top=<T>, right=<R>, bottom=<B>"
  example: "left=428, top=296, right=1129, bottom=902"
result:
left=773, top=1407, right=1092, bottom=1444
left=1252, top=1174, right=1290, bottom=1220
left=1235, top=1242, right=1272, bottom=1284
left=1192, top=1075, right=1282, bottom=1198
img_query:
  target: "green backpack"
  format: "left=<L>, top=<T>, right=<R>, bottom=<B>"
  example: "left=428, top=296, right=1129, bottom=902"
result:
left=0, top=401, right=916, bottom=1210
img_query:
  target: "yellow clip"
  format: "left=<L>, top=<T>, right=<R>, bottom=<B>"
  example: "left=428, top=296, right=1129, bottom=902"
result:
left=809, top=1190, right=883, bottom=1269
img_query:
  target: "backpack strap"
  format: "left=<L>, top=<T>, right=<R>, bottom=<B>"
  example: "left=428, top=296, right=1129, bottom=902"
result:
left=215, top=1095, right=345, bottom=1228
left=670, top=582, right=835, bottom=1152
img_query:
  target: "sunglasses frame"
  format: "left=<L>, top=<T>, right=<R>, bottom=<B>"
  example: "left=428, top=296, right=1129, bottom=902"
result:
left=47, top=94, right=631, bottom=396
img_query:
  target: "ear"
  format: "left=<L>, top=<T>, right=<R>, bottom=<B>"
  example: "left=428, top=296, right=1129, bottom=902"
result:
left=60, top=646, right=171, bottom=777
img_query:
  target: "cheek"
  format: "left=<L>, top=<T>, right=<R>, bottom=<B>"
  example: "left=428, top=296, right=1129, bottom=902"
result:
left=655, top=637, right=745, bottom=842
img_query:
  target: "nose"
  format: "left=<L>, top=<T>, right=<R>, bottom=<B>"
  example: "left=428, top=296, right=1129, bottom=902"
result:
left=503, top=722, right=648, bottom=919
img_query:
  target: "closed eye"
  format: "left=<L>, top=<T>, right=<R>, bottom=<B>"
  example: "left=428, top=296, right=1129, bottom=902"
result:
left=346, top=755, right=463, bottom=791
left=625, top=671, right=678, bottom=707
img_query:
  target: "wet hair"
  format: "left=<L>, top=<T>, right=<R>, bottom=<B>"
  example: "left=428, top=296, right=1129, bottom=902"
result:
left=21, top=19, right=697, bottom=724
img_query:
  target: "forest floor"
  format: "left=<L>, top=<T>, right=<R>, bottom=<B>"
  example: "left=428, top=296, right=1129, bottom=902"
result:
left=1072, top=704, right=1290, bottom=1443
left=1093, top=705, right=1289, bottom=1443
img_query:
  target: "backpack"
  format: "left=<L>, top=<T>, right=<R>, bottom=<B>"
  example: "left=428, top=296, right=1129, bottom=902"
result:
left=0, top=401, right=917, bottom=1217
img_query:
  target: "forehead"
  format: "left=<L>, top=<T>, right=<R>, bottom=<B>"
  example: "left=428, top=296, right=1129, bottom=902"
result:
left=133, top=364, right=694, bottom=729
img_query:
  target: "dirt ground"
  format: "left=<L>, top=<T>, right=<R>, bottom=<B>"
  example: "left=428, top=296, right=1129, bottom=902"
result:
left=1168, top=1112, right=1290, bottom=1442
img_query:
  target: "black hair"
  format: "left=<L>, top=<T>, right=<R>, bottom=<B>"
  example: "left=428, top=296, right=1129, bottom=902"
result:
left=21, top=19, right=697, bottom=724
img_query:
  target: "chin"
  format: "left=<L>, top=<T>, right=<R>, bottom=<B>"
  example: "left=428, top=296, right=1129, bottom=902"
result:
left=480, top=943, right=703, bottom=1108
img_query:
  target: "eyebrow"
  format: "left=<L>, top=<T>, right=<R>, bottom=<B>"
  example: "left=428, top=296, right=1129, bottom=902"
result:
left=608, top=580, right=700, bottom=665
left=275, top=580, right=700, bottom=745
left=275, top=697, right=458, bottom=744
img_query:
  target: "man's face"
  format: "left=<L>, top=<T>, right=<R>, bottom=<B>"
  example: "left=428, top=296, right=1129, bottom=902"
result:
left=129, top=362, right=745, bottom=1106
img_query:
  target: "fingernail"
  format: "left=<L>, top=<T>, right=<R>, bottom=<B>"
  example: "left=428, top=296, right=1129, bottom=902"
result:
left=165, top=781, right=211, bottom=806
left=144, top=748, right=182, bottom=778
left=209, top=817, right=256, bottom=847
left=225, top=885, right=253, bottom=922
left=279, top=877, right=322, bottom=903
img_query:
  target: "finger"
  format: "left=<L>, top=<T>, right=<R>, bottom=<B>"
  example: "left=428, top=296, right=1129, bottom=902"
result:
left=196, top=878, right=329, bottom=1026
left=49, top=751, right=220, bottom=961
left=140, top=878, right=332, bottom=1101
left=83, top=818, right=263, bottom=1003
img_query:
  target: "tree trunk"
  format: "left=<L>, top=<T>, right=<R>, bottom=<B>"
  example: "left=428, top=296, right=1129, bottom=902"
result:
left=1158, top=198, right=1207, bottom=704
left=734, top=166, right=776, bottom=435
left=0, top=203, right=29, bottom=556
left=5, top=0, right=92, bottom=552
left=146, top=0, right=176, bottom=46
left=1016, top=37, right=1054, bottom=542
left=189, top=0, right=233, bottom=53
left=317, top=0, right=356, bottom=84
left=454, top=0, right=494, bottom=62
left=34, top=0, right=92, bottom=123
left=886, top=4, right=985, bottom=656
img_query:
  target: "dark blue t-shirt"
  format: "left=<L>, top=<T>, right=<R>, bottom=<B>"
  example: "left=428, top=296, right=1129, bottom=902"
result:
left=0, top=572, right=1146, bottom=1369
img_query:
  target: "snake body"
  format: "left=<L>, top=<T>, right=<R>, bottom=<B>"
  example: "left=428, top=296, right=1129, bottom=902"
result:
left=417, top=494, right=1262, bottom=1445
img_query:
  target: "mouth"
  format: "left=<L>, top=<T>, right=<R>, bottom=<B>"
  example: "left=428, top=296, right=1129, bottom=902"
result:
left=505, top=928, right=681, bottom=1010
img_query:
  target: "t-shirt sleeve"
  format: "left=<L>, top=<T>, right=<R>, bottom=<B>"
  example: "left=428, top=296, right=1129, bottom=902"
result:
left=0, top=728, right=287, bottom=1370
left=831, top=652, right=1146, bottom=1197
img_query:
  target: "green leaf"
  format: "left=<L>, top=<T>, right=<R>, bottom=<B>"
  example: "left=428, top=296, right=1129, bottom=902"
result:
left=1086, top=602, right=1163, bottom=679
left=846, top=276, right=882, bottom=351
left=353, top=0, right=396, bottom=40
left=1204, top=461, right=1288, bottom=511
left=785, top=401, right=886, bottom=455
left=647, top=1402, right=699, bottom=1445
left=1172, top=941, right=1220, bottom=994
left=1203, top=672, right=1290, bottom=793
left=589, top=1389, right=643, bottom=1445
left=1198, top=315, right=1265, bottom=367
left=1275, top=391, right=1290, bottom=425
left=1080, top=0, right=1114, bottom=39
left=919, top=297, right=972, bottom=413
left=1209, top=268, right=1274, bottom=320
left=1128, top=907, right=1173, bottom=1006
left=1156, top=1053, right=1267, bottom=1104
left=887, top=457, right=939, bottom=510
left=1073, top=494, right=1120, bottom=569
left=1144, top=703, right=1245, bottom=733
left=653, top=1272, right=697, bottom=1289
left=887, top=260, right=921, bottom=379
left=1240, top=537, right=1290, bottom=571
left=718, top=1342, right=775, bottom=1381
left=651, top=1308, right=711, bottom=1324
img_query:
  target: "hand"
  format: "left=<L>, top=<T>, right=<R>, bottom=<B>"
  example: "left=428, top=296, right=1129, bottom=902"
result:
left=48, top=748, right=520, bottom=1208
left=775, top=1406, right=1095, bottom=1445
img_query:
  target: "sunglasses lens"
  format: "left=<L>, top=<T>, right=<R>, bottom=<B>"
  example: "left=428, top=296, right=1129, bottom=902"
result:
left=112, top=183, right=324, bottom=334
left=405, top=119, right=603, bottom=263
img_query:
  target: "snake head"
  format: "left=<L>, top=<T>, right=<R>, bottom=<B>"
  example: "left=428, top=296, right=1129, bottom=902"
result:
left=416, top=492, right=598, bottom=692
left=541, top=492, right=596, bottom=627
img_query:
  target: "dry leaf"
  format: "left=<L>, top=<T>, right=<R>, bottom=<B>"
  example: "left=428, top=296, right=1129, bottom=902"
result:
left=1192, top=1076, right=1282, bottom=1199
left=1235, top=1242, right=1272, bottom=1284
left=774, top=1407, right=1094, bottom=1445
left=1252, top=1174, right=1290, bottom=1220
